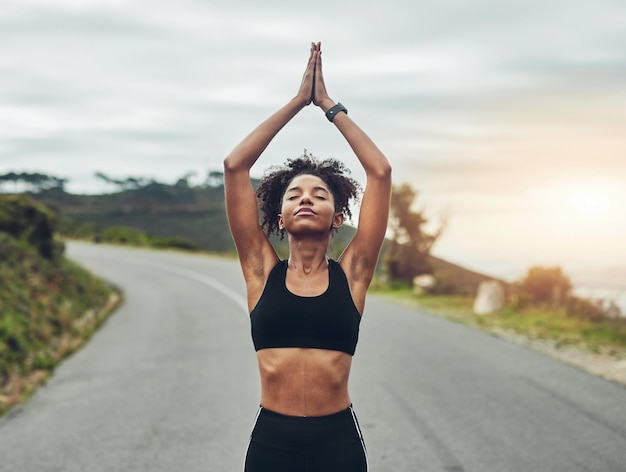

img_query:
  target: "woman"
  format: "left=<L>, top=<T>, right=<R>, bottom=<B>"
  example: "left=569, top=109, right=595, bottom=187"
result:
left=224, top=42, right=391, bottom=472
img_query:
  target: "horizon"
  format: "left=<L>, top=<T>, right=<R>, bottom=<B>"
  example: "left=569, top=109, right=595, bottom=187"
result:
left=3, top=171, right=625, bottom=291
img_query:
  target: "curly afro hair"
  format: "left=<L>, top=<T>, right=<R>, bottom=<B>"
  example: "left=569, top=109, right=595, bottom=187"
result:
left=256, top=152, right=361, bottom=239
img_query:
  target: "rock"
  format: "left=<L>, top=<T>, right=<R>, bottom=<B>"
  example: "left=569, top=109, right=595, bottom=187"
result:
left=413, top=274, right=437, bottom=295
left=473, top=280, right=506, bottom=315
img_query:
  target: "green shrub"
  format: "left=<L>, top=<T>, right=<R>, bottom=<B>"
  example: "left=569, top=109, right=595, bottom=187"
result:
left=0, top=194, right=60, bottom=259
left=152, top=236, right=199, bottom=251
left=565, top=295, right=617, bottom=322
left=96, top=225, right=198, bottom=251
left=519, top=266, right=572, bottom=307
left=100, top=226, right=150, bottom=245
left=57, top=217, right=97, bottom=239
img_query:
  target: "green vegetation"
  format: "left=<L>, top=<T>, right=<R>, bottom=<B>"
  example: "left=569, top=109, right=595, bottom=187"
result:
left=373, top=283, right=626, bottom=357
left=0, top=195, right=120, bottom=415
left=44, top=182, right=232, bottom=253
left=374, top=264, right=626, bottom=368
left=81, top=225, right=201, bottom=252
left=0, top=193, right=61, bottom=259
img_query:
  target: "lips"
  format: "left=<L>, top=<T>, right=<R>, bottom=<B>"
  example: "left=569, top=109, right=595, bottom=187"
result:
left=296, top=208, right=316, bottom=215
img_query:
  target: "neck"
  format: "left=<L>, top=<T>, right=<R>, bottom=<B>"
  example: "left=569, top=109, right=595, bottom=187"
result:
left=286, top=235, right=330, bottom=274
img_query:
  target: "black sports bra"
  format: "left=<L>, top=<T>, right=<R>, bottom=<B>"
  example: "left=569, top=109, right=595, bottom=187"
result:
left=250, top=259, right=361, bottom=356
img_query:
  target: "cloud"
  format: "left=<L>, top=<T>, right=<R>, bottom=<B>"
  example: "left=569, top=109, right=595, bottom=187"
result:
left=1, top=0, right=625, bottom=277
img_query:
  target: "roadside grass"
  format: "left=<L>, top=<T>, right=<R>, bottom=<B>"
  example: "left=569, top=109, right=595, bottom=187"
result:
left=371, top=287, right=626, bottom=358
left=0, top=235, right=121, bottom=416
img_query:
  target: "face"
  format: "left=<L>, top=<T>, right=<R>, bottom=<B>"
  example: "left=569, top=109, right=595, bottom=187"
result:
left=278, top=174, right=343, bottom=236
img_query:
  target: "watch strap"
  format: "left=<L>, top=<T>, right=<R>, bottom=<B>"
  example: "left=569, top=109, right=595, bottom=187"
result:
left=325, top=103, right=348, bottom=122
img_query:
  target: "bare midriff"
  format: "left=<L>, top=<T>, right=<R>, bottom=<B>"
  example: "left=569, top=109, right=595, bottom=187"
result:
left=256, top=347, right=353, bottom=417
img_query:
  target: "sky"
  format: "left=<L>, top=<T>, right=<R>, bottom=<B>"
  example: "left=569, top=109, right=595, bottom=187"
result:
left=1, top=0, right=625, bottom=285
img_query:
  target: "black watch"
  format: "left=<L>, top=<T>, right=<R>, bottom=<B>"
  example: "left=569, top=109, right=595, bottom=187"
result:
left=325, top=103, right=348, bottom=122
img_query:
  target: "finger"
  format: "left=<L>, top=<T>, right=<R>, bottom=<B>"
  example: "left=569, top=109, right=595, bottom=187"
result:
left=305, top=48, right=316, bottom=72
left=310, top=52, right=317, bottom=102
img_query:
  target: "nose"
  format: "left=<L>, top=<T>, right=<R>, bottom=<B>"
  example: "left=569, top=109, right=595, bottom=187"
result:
left=299, top=194, right=313, bottom=204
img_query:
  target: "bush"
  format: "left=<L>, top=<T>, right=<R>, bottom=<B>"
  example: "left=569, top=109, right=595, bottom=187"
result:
left=0, top=195, right=61, bottom=259
left=57, top=217, right=97, bottom=239
left=566, top=295, right=622, bottom=322
left=519, top=266, right=572, bottom=307
left=152, top=236, right=199, bottom=251
left=100, top=226, right=150, bottom=245
left=96, top=225, right=198, bottom=251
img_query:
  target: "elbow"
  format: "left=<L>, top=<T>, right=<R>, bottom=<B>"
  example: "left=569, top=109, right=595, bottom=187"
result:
left=372, top=160, right=392, bottom=180
left=382, top=160, right=393, bottom=178
left=223, top=155, right=240, bottom=174
left=224, top=149, right=255, bottom=174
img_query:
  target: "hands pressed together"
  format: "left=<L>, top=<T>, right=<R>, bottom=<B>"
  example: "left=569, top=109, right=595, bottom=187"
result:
left=297, top=42, right=334, bottom=112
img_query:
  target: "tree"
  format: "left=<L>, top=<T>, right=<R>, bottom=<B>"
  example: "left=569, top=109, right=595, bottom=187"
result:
left=520, top=266, right=572, bottom=307
left=124, top=177, right=147, bottom=190
left=175, top=171, right=196, bottom=187
left=95, top=171, right=124, bottom=189
left=385, top=183, right=444, bottom=282
left=0, top=172, right=67, bottom=193
left=95, top=172, right=150, bottom=191
left=205, top=170, right=224, bottom=188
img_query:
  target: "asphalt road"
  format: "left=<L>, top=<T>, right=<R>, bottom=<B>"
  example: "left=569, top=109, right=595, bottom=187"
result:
left=1, top=242, right=625, bottom=471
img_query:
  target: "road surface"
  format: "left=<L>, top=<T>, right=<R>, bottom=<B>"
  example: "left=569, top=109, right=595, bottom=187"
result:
left=1, top=242, right=625, bottom=471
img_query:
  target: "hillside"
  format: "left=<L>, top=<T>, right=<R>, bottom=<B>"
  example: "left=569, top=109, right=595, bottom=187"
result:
left=30, top=181, right=500, bottom=293
left=0, top=195, right=120, bottom=414
left=33, top=182, right=358, bottom=259
left=35, top=183, right=234, bottom=252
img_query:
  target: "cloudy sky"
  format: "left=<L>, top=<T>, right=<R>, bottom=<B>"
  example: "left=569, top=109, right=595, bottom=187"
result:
left=2, top=0, right=625, bottom=283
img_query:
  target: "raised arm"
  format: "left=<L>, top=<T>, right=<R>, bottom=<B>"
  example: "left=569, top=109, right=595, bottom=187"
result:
left=224, top=44, right=316, bottom=297
left=312, top=44, right=392, bottom=293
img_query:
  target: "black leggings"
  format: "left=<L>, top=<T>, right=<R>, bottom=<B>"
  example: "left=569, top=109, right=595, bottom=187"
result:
left=244, top=405, right=368, bottom=472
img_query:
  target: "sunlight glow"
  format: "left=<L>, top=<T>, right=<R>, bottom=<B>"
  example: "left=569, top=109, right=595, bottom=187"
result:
left=569, top=189, right=611, bottom=215
left=433, top=177, right=625, bottom=276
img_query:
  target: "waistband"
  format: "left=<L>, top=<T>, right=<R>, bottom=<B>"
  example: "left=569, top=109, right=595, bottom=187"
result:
left=251, top=404, right=362, bottom=449
left=258, top=405, right=354, bottom=421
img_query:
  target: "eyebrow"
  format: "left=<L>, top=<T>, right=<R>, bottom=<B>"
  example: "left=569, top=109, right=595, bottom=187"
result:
left=286, top=185, right=330, bottom=194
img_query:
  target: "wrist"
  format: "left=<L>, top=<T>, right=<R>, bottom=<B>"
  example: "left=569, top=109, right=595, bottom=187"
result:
left=291, top=95, right=310, bottom=109
left=317, top=98, right=336, bottom=113
left=325, top=102, right=348, bottom=122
